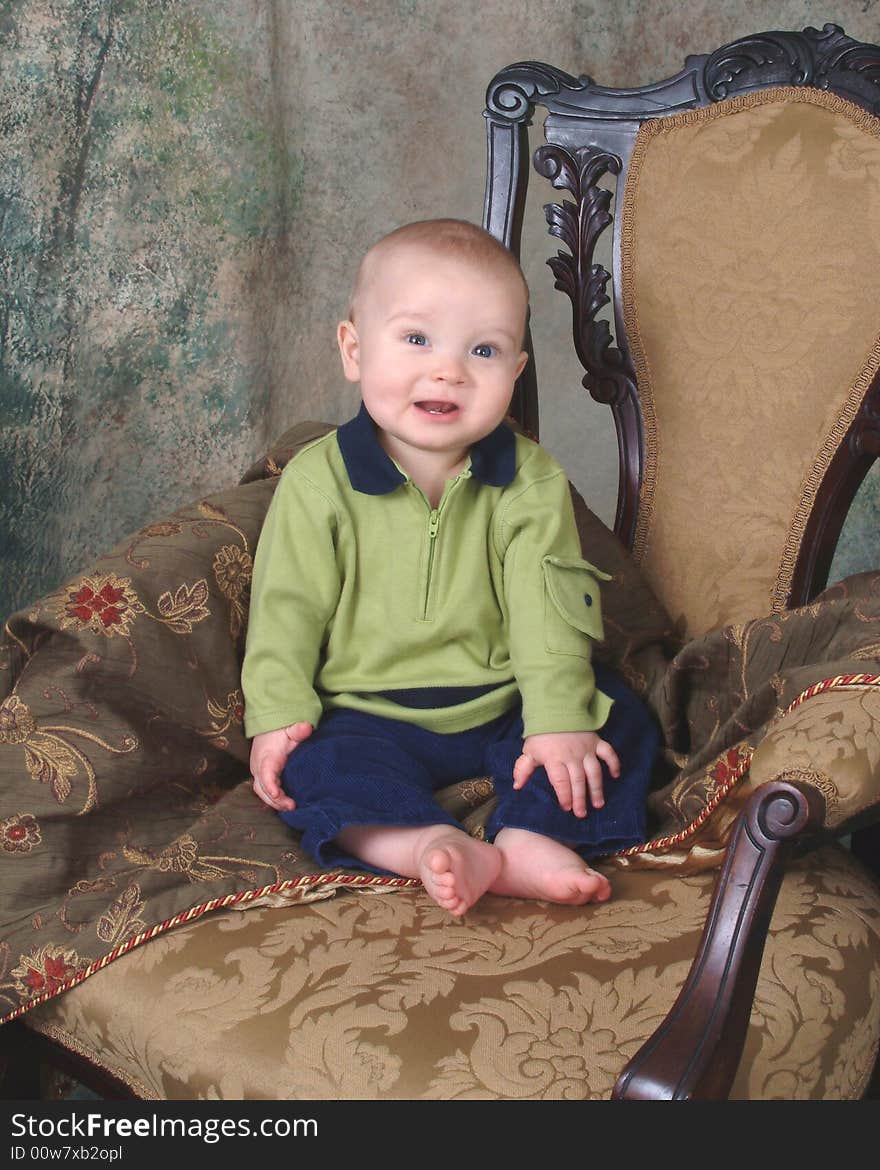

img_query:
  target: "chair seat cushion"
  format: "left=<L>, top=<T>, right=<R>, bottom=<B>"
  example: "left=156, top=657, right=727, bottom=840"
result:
left=24, top=843, right=880, bottom=1100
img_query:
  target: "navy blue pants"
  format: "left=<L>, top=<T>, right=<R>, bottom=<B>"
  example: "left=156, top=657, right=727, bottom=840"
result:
left=280, top=665, right=660, bottom=873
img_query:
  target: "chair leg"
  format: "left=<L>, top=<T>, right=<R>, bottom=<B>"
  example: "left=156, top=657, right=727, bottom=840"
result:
left=850, top=822, right=880, bottom=880
left=0, top=1021, right=44, bottom=1100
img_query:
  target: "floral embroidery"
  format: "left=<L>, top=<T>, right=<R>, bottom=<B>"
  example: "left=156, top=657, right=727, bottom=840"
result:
left=204, top=690, right=245, bottom=745
left=458, top=778, right=495, bottom=807
left=139, top=521, right=183, bottom=539
left=59, top=573, right=145, bottom=637
left=123, top=835, right=200, bottom=874
left=96, top=883, right=148, bottom=947
left=120, top=834, right=280, bottom=885
left=0, top=694, right=36, bottom=744
left=0, top=694, right=135, bottom=811
left=828, top=123, right=880, bottom=182
left=213, top=545, right=251, bottom=639
left=213, top=546, right=252, bottom=601
left=0, top=813, right=41, bottom=854
left=154, top=580, right=211, bottom=633
left=11, top=945, right=85, bottom=1002
left=706, top=745, right=753, bottom=799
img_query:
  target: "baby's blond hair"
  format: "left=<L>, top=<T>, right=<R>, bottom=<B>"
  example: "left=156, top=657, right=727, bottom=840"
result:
left=348, top=218, right=529, bottom=327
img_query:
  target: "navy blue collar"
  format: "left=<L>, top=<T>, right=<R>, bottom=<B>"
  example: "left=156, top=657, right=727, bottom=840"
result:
left=336, top=402, right=517, bottom=495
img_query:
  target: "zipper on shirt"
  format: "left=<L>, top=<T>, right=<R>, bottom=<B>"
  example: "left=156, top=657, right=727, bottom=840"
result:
left=417, top=471, right=469, bottom=621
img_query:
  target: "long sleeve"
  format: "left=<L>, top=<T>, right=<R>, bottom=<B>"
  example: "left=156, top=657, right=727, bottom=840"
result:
left=241, top=464, right=342, bottom=737
left=498, top=465, right=613, bottom=738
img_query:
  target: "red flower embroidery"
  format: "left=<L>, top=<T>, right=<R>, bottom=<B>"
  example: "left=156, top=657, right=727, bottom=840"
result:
left=1, top=813, right=41, bottom=853
left=69, top=583, right=125, bottom=627
left=707, top=746, right=752, bottom=796
left=26, top=954, right=70, bottom=994
left=12, top=945, right=84, bottom=1001
left=59, top=574, right=144, bottom=637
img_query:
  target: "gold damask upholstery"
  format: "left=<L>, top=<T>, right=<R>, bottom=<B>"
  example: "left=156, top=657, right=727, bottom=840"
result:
left=623, top=89, right=880, bottom=638
left=23, top=847, right=880, bottom=1100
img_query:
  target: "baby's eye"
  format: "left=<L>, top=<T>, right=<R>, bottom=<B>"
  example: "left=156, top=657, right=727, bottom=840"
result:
left=472, top=343, right=496, bottom=359
left=405, top=332, right=428, bottom=346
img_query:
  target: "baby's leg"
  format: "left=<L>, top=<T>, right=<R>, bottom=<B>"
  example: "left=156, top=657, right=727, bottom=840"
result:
left=489, top=827, right=611, bottom=905
left=336, top=823, right=502, bottom=916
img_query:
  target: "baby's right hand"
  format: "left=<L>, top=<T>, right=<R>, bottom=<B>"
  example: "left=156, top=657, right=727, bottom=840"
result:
left=249, top=722, right=313, bottom=812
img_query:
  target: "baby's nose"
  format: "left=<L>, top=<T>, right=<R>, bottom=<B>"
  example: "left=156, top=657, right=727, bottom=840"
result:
left=431, top=352, right=467, bottom=381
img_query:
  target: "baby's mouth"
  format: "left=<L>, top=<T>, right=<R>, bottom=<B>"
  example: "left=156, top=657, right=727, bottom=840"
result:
left=415, top=401, right=458, bottom=415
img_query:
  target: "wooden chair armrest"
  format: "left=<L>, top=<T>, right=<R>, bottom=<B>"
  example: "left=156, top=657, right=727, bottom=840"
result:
left=612, top=779, right=826, bottom=1100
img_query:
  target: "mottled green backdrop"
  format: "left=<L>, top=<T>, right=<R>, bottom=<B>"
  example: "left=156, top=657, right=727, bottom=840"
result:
left=2, top=0, right=879, bottom=619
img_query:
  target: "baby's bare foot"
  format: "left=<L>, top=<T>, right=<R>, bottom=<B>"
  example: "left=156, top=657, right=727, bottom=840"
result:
left=418, top=832, right=503, bottom=916
left=490, top=827, right=611, bottom=905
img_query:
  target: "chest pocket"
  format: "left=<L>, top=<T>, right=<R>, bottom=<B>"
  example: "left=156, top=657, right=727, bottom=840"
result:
left=542, top=555, right=611, bottom=657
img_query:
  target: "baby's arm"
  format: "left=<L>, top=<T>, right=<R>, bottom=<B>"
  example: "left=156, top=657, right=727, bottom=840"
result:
left=250, top=722, right=313, bottom=812
left=513, top=731, right=620, bottom=818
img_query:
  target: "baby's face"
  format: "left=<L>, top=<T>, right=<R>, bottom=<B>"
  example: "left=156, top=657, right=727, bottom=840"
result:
left=337, top=244, right=528, bottom=471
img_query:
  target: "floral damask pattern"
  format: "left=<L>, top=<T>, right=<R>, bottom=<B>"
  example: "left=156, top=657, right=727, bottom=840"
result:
left=623, top=91, right=880, bottom=636
left=25, top=848, right=880, bottom=1100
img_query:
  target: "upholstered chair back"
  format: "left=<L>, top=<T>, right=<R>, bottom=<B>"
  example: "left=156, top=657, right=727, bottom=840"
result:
left=621, top=90, right=880, bottom=637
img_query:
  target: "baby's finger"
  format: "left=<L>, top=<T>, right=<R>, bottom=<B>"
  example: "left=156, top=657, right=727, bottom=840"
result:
left=286, top=721, right=313, bottom=745
left=545, top=760, right=573, bottom=812
left=252, top=774, right=296, bottom=812
left=583, top=754, right=605, bottom=809
left=595, top=739, right=621, bottom=778
left=567, top=762, right=589, bottom=819
left=513, top=752, right=536, bottom=790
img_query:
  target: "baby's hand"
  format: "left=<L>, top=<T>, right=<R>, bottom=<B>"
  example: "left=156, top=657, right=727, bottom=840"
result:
left=513, top=731, right=620, bottom=818
left=249, top=722, right=313, bottom=812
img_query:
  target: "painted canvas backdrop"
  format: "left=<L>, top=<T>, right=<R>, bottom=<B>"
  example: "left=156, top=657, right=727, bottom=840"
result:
left=2, top=0, right=879, bottom=619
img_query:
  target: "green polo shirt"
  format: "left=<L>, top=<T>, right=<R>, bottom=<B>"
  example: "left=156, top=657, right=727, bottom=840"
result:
left=241, top=404, right=613, bottom=738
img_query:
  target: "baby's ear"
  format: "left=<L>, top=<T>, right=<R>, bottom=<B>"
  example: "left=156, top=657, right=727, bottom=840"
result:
left=515, top=350, right=529, bottom=380
left=337, top=320, right=360, bottom=382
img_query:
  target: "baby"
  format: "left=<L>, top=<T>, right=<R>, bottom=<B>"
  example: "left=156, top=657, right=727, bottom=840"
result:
left=242, top=218, right=657, bottom=915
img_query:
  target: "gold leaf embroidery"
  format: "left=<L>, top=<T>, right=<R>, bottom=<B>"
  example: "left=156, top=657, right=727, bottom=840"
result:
left=204, top=690, right=245, bottom=740
left=0, top=694, right=36, bottom=744
left=0, top=695, right=133, bottom=814
left=121, top=835, right=280, bottom=886
left=23, top=733, right=79, bottom=803
left=198, top=501, right=230, bottom=521
left=123, top=836, right=199, bottom=874
left=97, top=883, right=148, bottom=947
left=155, top=580, right=211, bottom=633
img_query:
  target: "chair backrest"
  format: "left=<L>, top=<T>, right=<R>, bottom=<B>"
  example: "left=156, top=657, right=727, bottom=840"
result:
left=484, top=23, right=880, bottom=638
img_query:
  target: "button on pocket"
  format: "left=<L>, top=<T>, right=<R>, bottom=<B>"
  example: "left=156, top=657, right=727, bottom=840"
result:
left=542, top=555, right=610, bottom=656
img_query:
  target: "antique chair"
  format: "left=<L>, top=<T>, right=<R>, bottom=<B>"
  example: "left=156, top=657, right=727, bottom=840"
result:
left=2, top=23, right=880, bottom=1101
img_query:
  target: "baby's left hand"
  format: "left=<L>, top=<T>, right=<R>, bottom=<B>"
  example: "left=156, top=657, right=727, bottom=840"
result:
left=514, top=731, right=621, bottom=818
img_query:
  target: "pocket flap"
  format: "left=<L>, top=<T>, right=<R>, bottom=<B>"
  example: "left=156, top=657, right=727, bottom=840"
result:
left=542, top=555, right=610, bottom=642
